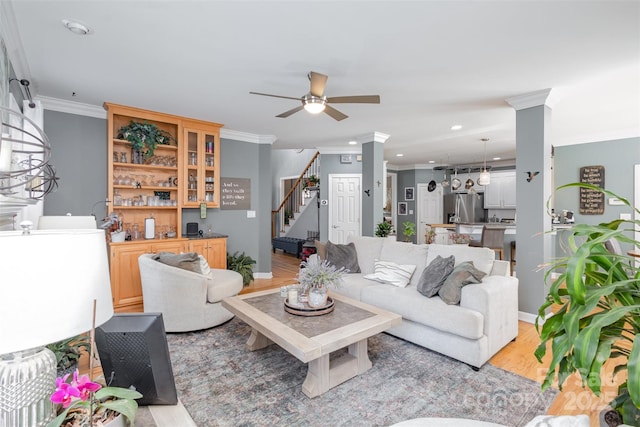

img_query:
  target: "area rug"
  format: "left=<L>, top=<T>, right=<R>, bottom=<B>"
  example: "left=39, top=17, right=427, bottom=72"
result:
left=165, top=318, right=557, bottom=427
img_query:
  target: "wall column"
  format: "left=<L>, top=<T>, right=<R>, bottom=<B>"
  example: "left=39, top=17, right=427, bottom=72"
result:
left=358, top=132, right=390, bottom=236
left=506, top=89, right=557, bottom=318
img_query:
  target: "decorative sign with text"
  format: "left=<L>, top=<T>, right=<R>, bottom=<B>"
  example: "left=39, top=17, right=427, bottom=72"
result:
left=220, top=177, right=251, bottom=210
left=579, top=165, right=605, bottom=215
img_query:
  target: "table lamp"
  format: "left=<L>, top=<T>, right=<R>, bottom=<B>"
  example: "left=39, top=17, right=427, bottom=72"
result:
left=0, top=226, right=114, bottom=426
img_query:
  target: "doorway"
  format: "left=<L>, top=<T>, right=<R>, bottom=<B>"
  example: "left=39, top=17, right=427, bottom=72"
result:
left=328, top=174, right=361, bottom=244
left=416, top=183, right=443, bottom=244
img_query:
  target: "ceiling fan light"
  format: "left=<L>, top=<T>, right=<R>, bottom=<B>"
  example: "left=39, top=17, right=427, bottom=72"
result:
left=303, top=98, right=326, bottom=114
left=478, top=170, right=491, bottom=186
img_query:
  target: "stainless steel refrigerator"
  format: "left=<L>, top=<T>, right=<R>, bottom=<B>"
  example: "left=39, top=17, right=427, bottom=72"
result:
left=443, top=192, right=487, bottom=224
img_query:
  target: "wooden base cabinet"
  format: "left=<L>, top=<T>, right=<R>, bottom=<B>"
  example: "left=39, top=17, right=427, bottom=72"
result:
left=189, top=238, right=227, bottom=269
left=109, top=239, right=188, bottom=310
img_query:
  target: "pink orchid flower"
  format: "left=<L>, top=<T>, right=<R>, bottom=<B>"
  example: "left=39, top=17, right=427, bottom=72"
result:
left=50, top=374, right=81, bottom=408
left=72, top=370, right=101, bottom=401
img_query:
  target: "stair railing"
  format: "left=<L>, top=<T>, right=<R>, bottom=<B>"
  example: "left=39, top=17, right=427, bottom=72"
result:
left=272, top=151, right=320, bottom=239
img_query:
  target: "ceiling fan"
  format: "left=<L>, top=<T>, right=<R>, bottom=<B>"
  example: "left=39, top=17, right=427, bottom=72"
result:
left=250, top=71, right=380, bottom=121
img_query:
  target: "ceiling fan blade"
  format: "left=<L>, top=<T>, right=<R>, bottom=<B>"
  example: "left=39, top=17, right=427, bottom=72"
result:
left=249, top=91, right=301, bottom=101
left=276, top=105, right=304, bottom=118
left=308, top=72, right=328, bottom=97
left=323, top=105, right=348, bottom=121
left=326, top=95, right=380, bottom=104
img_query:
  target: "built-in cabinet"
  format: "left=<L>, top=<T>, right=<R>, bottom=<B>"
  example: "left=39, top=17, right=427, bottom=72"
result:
left=484, top=171, right=516, bottom=209
left=182, top=121, right=221, bottom=208
left=105, top=103, right=225, bottom=310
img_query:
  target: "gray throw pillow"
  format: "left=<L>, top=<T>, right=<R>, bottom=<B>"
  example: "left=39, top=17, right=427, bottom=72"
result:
left=438, top=261, right=486, bottom=305
left=153, top=252, right=202, bottom=273
left=417, top=255, right=455, bottom=297
left=325, top=241, right=360, bottom=273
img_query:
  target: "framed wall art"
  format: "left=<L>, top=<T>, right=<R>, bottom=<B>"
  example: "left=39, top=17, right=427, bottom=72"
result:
left=404, top=187, right=414, bottom=201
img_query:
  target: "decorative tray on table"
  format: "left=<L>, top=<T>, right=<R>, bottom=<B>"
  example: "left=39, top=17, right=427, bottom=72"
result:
left=284, top=296, right=335, bottom=316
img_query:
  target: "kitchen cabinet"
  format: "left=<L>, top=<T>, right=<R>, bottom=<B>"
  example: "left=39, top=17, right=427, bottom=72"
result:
left=484, top=171, right=516, bottom=209
left=109, top=239, right=188, bottom=310
left=188, top=237, right=227, bottom=269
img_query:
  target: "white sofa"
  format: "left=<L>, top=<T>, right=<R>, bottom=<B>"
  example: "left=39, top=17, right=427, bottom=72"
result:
left=321, top=236, right=519, bottom=369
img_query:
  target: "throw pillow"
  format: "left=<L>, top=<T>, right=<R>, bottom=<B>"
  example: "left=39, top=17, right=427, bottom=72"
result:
left=325, top=241, right=360, bottom=273
left=438, top=261, right=486, bottom=305
left=314, top=240, right=326, bottom=261
left=153, top=252, right=202, bottom=273
left=198, top=255, right=211, bottom=276
left=363, top=260, right=417, bottom=288
left=417, top=255, right=455, bottom=297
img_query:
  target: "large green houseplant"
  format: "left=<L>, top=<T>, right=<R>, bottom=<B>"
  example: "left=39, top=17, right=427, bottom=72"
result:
left=536, top=183, right=640, bottom=425
left=227, top=251, right=256, bottom=286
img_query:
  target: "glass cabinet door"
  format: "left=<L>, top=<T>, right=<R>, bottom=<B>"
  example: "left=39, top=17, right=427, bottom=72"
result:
left=182, top=128, right=220, bottom=208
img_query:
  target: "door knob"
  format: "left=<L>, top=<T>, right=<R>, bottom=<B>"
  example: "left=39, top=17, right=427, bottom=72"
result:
left=332, top=225, right=339, bottom=229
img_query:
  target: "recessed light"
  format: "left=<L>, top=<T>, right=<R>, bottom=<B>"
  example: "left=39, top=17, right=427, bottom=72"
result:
left=428, top=160, right=435, bottom=164
left=493, top=157, right=501, bottom=161
left=62, top=19, right=91, bottom=35
left=348, top=140, right=357, bottom=145
left=396, top=153, right=404, bottom=157
left=450, top=125, right=462, bottom=131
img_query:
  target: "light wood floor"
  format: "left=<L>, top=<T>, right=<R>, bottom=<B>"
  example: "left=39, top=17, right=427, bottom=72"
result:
left=246, top=251, right=623, bottom=425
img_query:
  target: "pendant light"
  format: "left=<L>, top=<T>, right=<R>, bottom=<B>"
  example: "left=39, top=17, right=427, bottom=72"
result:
left=478, top=138, right=491, bottom=186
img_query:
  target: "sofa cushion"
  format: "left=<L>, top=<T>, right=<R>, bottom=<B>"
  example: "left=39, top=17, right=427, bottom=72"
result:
left=361, top=285, right=484, bottom=340
left=325, top=241, right=361, bottom=273
left=364, top=260, right=417, bottom=288
left=439, top=261, right=487, bottom=305
left=331, top=273, right=379, bottom=301
left=417, top=255, right=455, bottom=297
left=153, top=252, right=202, bottom=273
left=347, top=236, right=385, bottom=274
left=379, top=240, right=429, bottom=287
left=426, top=244, right=494, bottom=275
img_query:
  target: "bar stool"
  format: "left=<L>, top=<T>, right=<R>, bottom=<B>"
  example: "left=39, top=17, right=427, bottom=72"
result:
left=469, top=226, right=506, bottom=260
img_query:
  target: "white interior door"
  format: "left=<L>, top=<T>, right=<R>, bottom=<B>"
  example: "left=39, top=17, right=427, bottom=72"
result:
left=417, top=183, right=443, bottom=244
left=328, top=174, right=361, bottom=244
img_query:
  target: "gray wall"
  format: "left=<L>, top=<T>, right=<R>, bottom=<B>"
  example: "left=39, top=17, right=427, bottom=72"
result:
left=43, top=111, right=272, bottom=273
left=396, top=169, right=416, bottom=242
left=554, top=137, right=639, bottom=225
left=554, top=136, right=640, bottom=254
left=271, top=149, right=317, bottom=208
left=43, top=110, right=108, bottom=220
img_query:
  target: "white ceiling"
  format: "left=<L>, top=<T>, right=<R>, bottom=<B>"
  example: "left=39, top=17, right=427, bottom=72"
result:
left=4, top=0, right=640, bottom=168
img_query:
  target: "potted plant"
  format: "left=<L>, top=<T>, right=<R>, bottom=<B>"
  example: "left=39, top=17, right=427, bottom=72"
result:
left=375, top=221, right=393, bottom=238
left=48, top=369, right=142, bottom=427
left=46, top=335, right=91, bottom=377
left=118, top=121, right=175, bottom=162
left=536, top=183, right=640, bottom=426
left=297, top=259, right=347, bottom=307
left=303, top=175, right=319, bottom=189
left=402, top=221, right=416, bottom=242
left=227, top=251, right=256, bottom=286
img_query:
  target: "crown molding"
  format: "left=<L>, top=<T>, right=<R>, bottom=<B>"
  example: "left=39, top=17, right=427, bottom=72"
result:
left=36, top=97, right=278, bottom=144
left=356, top=131, right=390, bottom=144
left=37, top=96, right=107, bottom=119
left=220, top=129, right=276, bottom=144
left=506, top=88, right=560, bottom=111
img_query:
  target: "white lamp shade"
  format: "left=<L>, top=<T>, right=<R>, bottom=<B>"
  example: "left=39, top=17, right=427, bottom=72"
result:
left=0, top=229, right=114, bottom=354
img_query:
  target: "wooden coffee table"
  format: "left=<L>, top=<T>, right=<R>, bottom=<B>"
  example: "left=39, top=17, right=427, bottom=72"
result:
left=222, top=288, right=401, bottom=398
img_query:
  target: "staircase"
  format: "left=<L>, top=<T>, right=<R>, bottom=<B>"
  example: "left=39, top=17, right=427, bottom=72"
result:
left=272, top=151, right=320, bottom=239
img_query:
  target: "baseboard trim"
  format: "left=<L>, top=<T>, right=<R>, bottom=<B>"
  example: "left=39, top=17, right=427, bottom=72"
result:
left=254, top=272, right=273, bottom=279
left=519, top=310, right=553, bottom=325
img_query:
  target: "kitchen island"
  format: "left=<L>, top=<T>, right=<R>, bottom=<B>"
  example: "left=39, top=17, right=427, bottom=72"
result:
left=455, top=223, right=517, bottom=264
